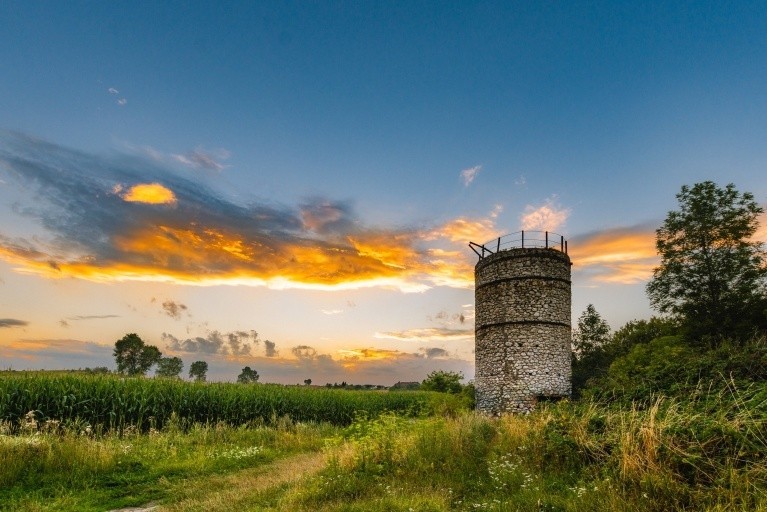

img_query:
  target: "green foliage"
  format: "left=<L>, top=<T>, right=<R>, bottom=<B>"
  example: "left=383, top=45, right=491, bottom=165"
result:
left=155, top=356, right=183, bottom=378
left=421, top=370, right=463, bottom=394
left=189, top=361, right=208, bottom=382
left=113, top=333, right=162, bottom=376
left=236, top=366, right=259, bottom=383
left=647, top=181, right=767, bottom=342
left=586, top=335, right=767, bottom=404
left=572, top=315, right=680, bottom=397
left=572, top=304, right=611, bottom=357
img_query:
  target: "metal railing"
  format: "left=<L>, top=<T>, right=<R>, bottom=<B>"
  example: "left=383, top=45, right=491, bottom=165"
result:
left=469, top=231, right=568, bottom=260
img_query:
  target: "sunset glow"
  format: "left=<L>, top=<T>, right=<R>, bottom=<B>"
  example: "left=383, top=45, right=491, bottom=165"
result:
left=2, top=2, right=765, bottom=384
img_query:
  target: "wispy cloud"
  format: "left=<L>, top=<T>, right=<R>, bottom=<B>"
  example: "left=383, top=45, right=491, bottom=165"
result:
left=264, top=339, right=278, bottom=357
left=66, top=315, right=120, bottom=321
left=321, top=309, right=343, bottom=315
left=520, top=196, right=570, bottom=232
left=162, top=330, right=260, bottom=356
left=420, top=347, right=450, bottom=359
left=374, top=327, right=474, bottom=342
left=569, top=225, right=658, bottom=284
left=171, top=147, right=230, bottom=173
left=0, top=318, right=28, bottom=328
left=460, top=165, right=482, bottom=187
left=160, top=300, right=188, bottom=320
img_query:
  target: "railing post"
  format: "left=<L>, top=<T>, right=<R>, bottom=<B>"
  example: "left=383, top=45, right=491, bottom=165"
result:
left=497, top=237, right=500, bottom=252
left=545, top=231, right=548, bottom=248
left=565, top=240, right=568, bottom=254
left=560, top=235, right=564, bottom=252
left=521, top=231, right=524, bottom=248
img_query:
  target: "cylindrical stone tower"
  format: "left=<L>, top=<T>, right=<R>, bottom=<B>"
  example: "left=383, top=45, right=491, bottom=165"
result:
left=471, top=233, right=572, bottom=414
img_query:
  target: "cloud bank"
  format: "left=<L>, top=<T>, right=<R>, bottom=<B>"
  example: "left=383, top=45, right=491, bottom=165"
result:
left=0, top=132, right=489, bottom=292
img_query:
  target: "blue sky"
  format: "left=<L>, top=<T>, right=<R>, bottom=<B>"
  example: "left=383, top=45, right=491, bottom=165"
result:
left=1, top=1, right=766, bottom=383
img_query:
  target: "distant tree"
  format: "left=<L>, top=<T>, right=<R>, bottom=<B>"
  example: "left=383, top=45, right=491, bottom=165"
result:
left=304, top=378, right=312, bottom=386
left=189, top=360, right=208, bottom=382
left=237, top=366, right=259, bottom=383
left=571, top=304, right=611, bottom=358
left=421, top=370, right=463, bottom=394
left=85, top=366, right=110, bottom=374
left=156, top=356, right=183, bottom=378
left=389, top=381, right=421, bottom=391
left=647, top=181, right=767, bottom=342
left=113, top=333, right=162, bottom=376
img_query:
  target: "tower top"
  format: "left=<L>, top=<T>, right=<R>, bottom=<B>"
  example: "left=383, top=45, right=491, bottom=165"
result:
left=468, top=230, right=567, bottom=261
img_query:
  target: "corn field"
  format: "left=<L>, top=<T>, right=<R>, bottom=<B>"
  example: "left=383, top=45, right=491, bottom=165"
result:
left=0, top=373, right=451, bottom=431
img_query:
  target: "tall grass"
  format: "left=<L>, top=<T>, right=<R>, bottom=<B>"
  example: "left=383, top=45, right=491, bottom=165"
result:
left=290, top=383, right=767, bottom=511
left=0, top=373, right=459, bottom=431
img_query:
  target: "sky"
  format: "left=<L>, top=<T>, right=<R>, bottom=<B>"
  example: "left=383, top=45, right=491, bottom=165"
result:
left=1, top=1, right=766, bottom=384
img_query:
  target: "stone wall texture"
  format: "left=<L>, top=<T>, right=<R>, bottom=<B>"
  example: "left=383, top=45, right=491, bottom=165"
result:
left=474, top=248, right=572, bottom=414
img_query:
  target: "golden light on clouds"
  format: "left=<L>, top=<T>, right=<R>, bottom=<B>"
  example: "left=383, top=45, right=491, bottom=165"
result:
left=569, top=227, right=658, bottom=284
left=0, top=212, right=485, bottom=291
left=520, top=197, right=570, bottom=232
left=120, top=183, right=177, bottom=205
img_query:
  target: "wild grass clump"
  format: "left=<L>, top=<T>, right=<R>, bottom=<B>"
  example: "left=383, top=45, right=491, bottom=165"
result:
left=290, top=382, right=767, bottom=511
left=0, top=373, right=461, bottom=432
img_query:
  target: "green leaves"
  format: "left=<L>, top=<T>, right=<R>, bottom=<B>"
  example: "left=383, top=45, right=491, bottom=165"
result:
left=114, top=334, right=162, bottom=376
left=647, top=181, right=767, bottom=341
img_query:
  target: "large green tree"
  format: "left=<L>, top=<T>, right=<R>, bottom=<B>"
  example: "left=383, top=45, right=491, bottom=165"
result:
left=237, top=366, right=259, bottom=383
left=571, top=305, right=612, bottom=396
left=113, top=333, right=162, bottom=376
left=156, top=356, right=183, bottom=378
left=189, top=360, right=208, bottom=382
left=646, top=181, right=767, bottom=342
left=421, top=370, right=463, bottom=394
left=571, top=304, right=611, bottom=358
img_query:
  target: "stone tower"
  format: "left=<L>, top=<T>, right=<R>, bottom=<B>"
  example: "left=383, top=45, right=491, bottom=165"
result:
left=470, top=232, right=572, bottom=414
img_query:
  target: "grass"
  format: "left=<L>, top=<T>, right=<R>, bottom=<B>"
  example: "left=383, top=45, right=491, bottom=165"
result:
left=1, top=372, right=765, bottom=511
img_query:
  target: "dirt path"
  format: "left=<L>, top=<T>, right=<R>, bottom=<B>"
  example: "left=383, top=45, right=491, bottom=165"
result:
left=108, top=451, right=326, bottom=512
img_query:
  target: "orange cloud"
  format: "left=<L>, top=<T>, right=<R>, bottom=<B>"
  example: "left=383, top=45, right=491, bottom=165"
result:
left=374, top=327, right=474, bottom=342
left=753, top=211, right=767, bottom=245
left=569, top=227, right=658, bottom=284
left=120, top=183, right=177, bottom=205
left=520, top=196, right=570, bottom=232
left=427, top=217, right=500, bottom=244
left=0, top=133, right=496, bottom=292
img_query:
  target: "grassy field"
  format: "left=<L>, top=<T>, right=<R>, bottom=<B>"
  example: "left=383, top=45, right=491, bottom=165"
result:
left=1, top=373, right=766, bottom=511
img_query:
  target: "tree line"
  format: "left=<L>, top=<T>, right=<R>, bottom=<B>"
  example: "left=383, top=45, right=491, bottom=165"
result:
left=572, top=180, right=767, bottom=397
left=112, top=334, right=259, bottom=384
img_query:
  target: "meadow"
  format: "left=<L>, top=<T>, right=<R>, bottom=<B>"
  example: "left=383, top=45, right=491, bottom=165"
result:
left=1, top=370, right=766, bottom=511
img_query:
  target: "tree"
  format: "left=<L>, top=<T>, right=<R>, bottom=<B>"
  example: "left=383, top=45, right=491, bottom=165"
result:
left=237, top=366, right=259, bottom=383
left=571, top=305, right=612, bottom=396
left=304, top=378, right=312, bottom=386
left=189, top=360, right=208, bottom=382
left=421, top=370, right=463, bottom=394
left=571, top=304, right=611, bottom=358
left=113, top=333, right=162, bottom=376
left=646, top=181, right=767, bottom=342
left=156, top=356, right=183, bottom=378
